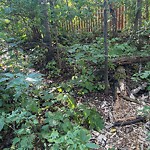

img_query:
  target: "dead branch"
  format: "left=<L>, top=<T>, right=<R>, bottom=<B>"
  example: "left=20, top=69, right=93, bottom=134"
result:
left=113, top=116, right=147, bottom=127
left=119, top=93, right=142, bottom=105
left=119, top=93, right=150, bottom=106
left=111, top=55, right=150, bottom=65
left=131, top=82, right=147, bottom=95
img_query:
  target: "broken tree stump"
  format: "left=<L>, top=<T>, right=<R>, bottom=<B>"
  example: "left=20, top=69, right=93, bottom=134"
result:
left=113, top=66, right=136, bottom=122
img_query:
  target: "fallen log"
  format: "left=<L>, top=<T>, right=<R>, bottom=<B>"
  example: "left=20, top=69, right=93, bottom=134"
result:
left=113, top=116, right=147, bottom=127
left=111, top=55, right=150, bottom=65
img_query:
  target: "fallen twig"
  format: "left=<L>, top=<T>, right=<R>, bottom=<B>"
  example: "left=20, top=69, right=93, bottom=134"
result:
left=119, top=93, right=150, bottom=106
left=113, top=116, right=147, bottom=127
left=119, top=93, right=142, bottom=105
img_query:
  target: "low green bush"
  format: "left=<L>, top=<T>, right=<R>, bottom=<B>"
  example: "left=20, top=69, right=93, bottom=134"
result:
left=0, top=43, right=104, bottom=149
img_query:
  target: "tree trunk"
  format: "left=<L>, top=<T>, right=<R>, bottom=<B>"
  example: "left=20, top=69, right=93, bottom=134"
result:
left=49, top=0, right=62, bottom=69
left=134, top=0, right=142, bottom=32
left=109, top=3, right=117, bottom=37
left=40, top=0, right=54, bottom=62
left=103, top=0, right=109, bottom=95
left=31, top=26, right=42, bottom=42
left=145, top=0, right=149, bottom=21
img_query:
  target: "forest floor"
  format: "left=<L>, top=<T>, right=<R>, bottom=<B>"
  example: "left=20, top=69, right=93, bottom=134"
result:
left=79, top=88, right=150, bottom=150
left=34, top=58, right=150, bottom=150
left=47, top=65, right=150, bottom=150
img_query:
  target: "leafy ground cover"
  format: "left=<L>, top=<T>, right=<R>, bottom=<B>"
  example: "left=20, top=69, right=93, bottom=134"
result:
left=0, top=40, right=105, bottom=150
left=0, top=32, right=150, bottom=149
left=0, top=0, right=150, bottom=149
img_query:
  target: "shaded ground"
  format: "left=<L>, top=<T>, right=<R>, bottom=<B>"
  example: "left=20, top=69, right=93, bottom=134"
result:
left=46, top=64, right=150, bottom=150
left=36, top=64, right=150, bottom=150
left=79, top=91, right=150, bottom=150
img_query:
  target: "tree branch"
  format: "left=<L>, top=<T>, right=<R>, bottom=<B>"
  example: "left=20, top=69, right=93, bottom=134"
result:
left=111, top=56, right=150, bottom=65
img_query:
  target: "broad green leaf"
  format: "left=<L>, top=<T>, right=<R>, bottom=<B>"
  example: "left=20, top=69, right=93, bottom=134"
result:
left=75, top=52, right=84, bottom=60
left=33, top=119, right=39, bottom=125
left=51, top=144, right=60, bottom=150
left=13, top=137, right=20, bottom=144
left=27, top=101, right=39, bottom=113
left=140, top=71, right=150, bottom=79
left=0, top=99, right=2, bottom=107
left=0, top=78, right=9, bottom=83
left=9, top=43, right=17, bottom=47
left=25, top=77, right=37, bottom=83
left=16, top=73, right=24, bottom=77
left=4, top=73, right=14, bottom=78
left=88, top=110, right=104, bottom=131
left=42, top=91, right=54, bottom=100
left=62, top=119, right=72, bottom=132
left=67, top=95, right=76, bottom=109
left=49, top=130, right=59, bottom=140
left=83, top=109, right=91, bottom=119
left=17, top=128, right=25, bottom=135
left=86, top=143, right=99, bottom=149
left=79, top=129, right=90, bottom=142
left=27, top=72, right=43, bottom=79
left=0, top=118, right=5, bottom=131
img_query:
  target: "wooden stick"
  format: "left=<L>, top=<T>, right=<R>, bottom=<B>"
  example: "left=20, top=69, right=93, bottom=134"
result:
left=113, top=115, right=147, bottom=127
left=119, top=93, right=150, bottom=106
left=119, top=93, right=142, bottom=105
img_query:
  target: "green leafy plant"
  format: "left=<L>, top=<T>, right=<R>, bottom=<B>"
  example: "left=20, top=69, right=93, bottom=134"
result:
left=140, top=106, right=150, bottom=141
left=0, top=46, right=104, bottom=149
left=42, top=125, right=99, bottom=150
left=66, top=39, right=105, bottom=94
left=109, top=42, right=137, bottom=57
left=46, top=60, right=61, bottom=78
left=132, top=70, right=150, bottom=143
left=29, top=46, right=48, bottom=69
left=132, top=70, right=150, bottom=90
left=0, top=71, right=103, bottom=149
left=76, top=105, right=104, bottom=131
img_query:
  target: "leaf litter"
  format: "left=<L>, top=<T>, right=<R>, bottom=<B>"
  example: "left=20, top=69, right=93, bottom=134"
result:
left=79, top=92, right=150, bottom=150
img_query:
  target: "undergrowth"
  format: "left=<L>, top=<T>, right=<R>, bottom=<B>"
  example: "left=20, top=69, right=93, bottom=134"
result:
left=0, top=40, right=104, bottom=149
